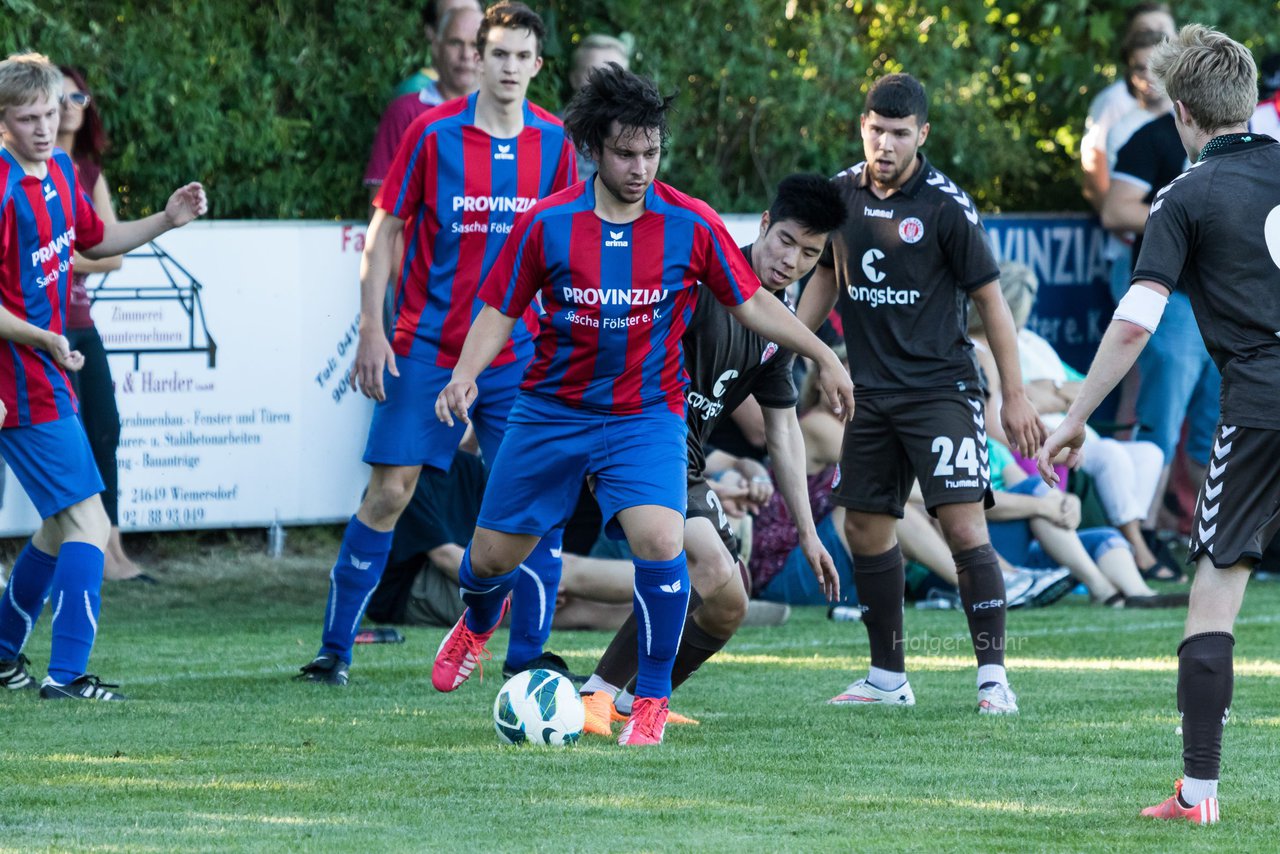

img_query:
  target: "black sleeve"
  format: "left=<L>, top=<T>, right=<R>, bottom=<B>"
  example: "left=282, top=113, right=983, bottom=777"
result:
left=753, top=352, right=799, bottom=409
left=938, top=197, right=1000, bottom=292
left=1113, top=125, right=1159, bottom=193
left=1130, top=177, right=1195, bottom=294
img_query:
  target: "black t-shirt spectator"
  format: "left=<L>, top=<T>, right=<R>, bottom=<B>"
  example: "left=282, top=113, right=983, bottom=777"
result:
left=1112, top=112, right=1190, bottom=265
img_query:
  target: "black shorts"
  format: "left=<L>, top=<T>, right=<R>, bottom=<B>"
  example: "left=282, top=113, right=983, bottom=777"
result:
left=833, top=391, right=994, bottom=517
left=1189, top=422, right=1280, bottom=568
left=686, top=476, right=741, bottom=560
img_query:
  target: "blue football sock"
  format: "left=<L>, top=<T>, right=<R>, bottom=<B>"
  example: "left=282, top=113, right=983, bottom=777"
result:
left=47, top=541, right=105, bottom=684
left=320, top=515, right=393, bottom=663
left=632, top=553, right=690, bottom=700
left=459, top=545, right=518, bottom=633
left=0, top=542, right=57, bottom=660
left=504, top=530, right=564, bottom=669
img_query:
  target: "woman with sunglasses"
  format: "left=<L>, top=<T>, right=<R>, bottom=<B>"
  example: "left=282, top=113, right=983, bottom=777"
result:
left=55, top=66, right=150, bottom=582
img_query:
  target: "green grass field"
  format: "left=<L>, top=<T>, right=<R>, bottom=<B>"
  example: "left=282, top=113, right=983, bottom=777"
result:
left=2, top=528, right=1279, bottom=852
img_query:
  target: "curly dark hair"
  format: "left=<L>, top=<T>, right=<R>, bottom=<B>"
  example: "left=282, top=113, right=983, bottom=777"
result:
left=58, top=65, right=109, bottom=165
left=562, top=63, right=677, bottom=161
left=767, top=173, right=847, bottom=236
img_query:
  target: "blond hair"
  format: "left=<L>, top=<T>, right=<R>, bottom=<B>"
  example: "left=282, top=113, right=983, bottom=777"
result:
left=0, top=53, right=62, bottom=118
left=1150, top=25, right=1256, bottom=132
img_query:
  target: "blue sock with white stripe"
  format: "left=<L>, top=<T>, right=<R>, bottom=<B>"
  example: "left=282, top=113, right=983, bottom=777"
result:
left=459, top=545, right=518, bottom=633
left=0, top=542, right=57, bottom=660
left=632, top=553, right=690, bottom=699
left=319, top=515, right=393, bottom=664
left=47, top=541, right=105, bottom=684
left=504, top=531, right=564, bottom=670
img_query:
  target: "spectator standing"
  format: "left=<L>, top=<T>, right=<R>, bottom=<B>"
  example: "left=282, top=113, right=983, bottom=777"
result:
left=566, top=34, right=631, bottom=181
left=55, top=66, right=149, bottom=583
left=391, top=0, right=484, bottom=100
left=1080, top=3, right=1177, bottom=212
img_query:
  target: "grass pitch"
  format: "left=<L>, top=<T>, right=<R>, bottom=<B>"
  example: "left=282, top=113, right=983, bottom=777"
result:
left=2, top=528, right=1279, bottom=852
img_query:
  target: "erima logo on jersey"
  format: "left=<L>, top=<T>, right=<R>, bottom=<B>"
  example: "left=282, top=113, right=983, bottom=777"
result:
left=43, top=183, right=57, bottom=201
left=494, top=144, right=515, bottom=161
left=349, top=556, right=372, bottom=571
left=561, top=287, right=667, bottom=306
left=659, top=580, right=683, bottom=594
left=31, top=228, right=75, bottom=266
left=451, top=195, right=536, bottom=213
left=605, top=230, right=629, bottom=247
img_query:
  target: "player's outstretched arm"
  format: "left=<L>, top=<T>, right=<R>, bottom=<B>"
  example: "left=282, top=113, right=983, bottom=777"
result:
left=435, top=305, right=518, bottom=427
left=970, top=279, right=1045, bottom=458
left=351, top=208, right=407, bottom=401
left=1038, top=296, right=1159, bottom=484
left=0, top=306, right=83, bottom=372
left=795, top=264, right=838, bottom=332
left=728, top=289, right=854, bottom=420
left=764, top=405, right=840, bottom=601
left=83, top=182, right=208, bottom=258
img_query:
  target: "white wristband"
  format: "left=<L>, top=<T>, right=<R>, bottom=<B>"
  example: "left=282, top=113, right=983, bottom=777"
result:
left=1113, top=284, right=1168, bottom=333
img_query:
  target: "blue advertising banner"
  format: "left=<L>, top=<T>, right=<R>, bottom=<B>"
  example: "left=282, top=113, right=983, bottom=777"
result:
left=984, top=213, right=1116, bottom=375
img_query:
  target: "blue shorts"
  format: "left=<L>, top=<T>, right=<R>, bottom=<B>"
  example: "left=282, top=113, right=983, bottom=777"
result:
left=362, top=356, right=523, bottom=470
left=477, top=393, right=687, bottom=539
left=989, top=478, right=1131, bottom=566
left=0, top=416, right=105, bottom=519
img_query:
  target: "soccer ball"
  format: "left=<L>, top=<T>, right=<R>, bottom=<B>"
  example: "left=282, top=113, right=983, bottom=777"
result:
left=493, top=669, right=584, bottom=746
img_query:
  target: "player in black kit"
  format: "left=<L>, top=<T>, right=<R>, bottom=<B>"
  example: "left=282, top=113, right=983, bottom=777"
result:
left=574, top=174, right=849, bottom=736
left=1040, top=25, right=1279, bottom=824
left=798, top=73, right=1044, bottom=715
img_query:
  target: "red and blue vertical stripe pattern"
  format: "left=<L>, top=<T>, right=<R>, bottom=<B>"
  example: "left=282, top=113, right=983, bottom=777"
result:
left=480, top=180, right=759, bottom=415
left=375, top=92, right=577, bottom=370
left=0, top=148, right=104, bottom=427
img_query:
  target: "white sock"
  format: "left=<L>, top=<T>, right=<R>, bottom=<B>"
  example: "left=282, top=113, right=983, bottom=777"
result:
left=977, top=664, right=1008, bottom=689
left=615, top=688, right=635, bottom=715
left=579, top=674, right=619, bottom=698
left=1180, top=776, right=1219, bottom=806
left=867, top=667, right=907, bottom=691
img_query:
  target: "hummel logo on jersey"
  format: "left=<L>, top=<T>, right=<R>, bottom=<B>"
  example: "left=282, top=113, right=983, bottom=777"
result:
left=605, top=230, right=629, bottom=247
left=451, top=195, right=536, bottom=213
left=925, top=170, right=979, bottom=224
left=43, top=183, right=57, bottom=201
left=31, top=228, right=75, bottom=266
left=864, top=206, right=894, bottom=219
left=659, top=580, right=683, bottom=594
left=494, top=144, right=515, bottom=161
left=350, top=556, right=372, bottom=571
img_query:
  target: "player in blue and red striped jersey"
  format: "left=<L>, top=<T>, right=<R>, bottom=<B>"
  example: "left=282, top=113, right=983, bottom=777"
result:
left=432, top=64, right=855, bottom=745
left=0, top=53, right=206, bottom=701
left=298, top=2, right=578, bottom=687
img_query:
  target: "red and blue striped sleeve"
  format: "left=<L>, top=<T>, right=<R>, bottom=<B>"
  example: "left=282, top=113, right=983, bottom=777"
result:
left=693, top=208, right=759, bottom=307
left=479, top=208, right=545, bottom=318
left=551, top=137, right=578, bottom=193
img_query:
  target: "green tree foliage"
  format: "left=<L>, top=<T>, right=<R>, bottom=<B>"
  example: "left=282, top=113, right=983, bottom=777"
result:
left=3, top=0, right=1276, bottom=219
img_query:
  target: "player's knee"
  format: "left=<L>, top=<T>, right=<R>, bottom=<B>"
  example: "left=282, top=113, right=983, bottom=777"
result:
left=55, top=496, right=110, bottom=549
left=688, top=548, right=734, bottom=594
left=631, top=530, right=683, bottom=563
left=365, top=474, right=416, bottom=520
left=699, top=577, right=748, bottom=635
left=942, top=518, right=987, bottom=553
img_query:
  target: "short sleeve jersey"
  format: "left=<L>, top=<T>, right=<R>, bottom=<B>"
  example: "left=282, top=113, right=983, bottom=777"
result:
left=375, top=93, right=577, bottom=369
left=683, top=243, right=796, bottom=477
left=0, top=147, right=104, bottom=428
left=479, top=179, right=759, bottom=416
left=364, top=86, right=444, bottom=188
left=1112, top=112, right=1189, bottom=262
left=819, top=157, right=998, bottom=393
left=1082, top=80, right=1138, bottom=158
left=1131, top=135, right=1280, bottom=429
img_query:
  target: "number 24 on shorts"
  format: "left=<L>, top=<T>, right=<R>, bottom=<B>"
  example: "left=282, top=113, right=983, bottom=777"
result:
left=932, top=436, right=980, bottom=477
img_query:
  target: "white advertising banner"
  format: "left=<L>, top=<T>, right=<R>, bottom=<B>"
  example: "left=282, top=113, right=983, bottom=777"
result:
left=0, top=221, right=374, bottom=536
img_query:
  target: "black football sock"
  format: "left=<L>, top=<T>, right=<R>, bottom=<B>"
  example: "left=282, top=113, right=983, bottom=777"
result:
left=1178, top=632, right=1234, bottom=783
left=953, top=544, right=1006, bottom=671
left=852, top=545, right=906, bottom=673
left=670, top=616, right=731, bottom=692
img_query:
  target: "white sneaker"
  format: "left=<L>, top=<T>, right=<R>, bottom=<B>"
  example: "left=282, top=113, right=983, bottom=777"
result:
left=828, top=677, right=915, bottom=706
left=1025, top=567, right=1076, bottom=608
left=1003, top=569, right=1036, bottom=609
left=978, top=682, right=1019, bottom=715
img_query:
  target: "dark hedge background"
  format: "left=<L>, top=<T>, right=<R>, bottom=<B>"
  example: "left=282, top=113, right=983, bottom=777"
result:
left=4, top=0, right=1276, bottom=219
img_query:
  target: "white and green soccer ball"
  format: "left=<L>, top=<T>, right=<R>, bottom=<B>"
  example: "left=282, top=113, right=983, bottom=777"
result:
left=493, top=669, right=584, bottom=746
